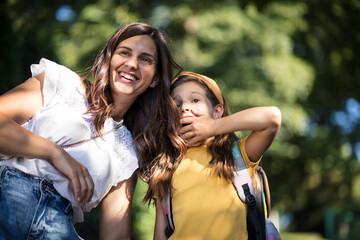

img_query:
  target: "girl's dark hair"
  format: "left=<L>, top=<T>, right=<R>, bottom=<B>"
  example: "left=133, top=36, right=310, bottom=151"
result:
left=83, top=22, right=187, bottom=202
left=170, top=75, right=239, bottom=180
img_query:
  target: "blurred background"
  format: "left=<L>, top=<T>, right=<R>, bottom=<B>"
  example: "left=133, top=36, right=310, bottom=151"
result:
left=1, top=0, right=359, bottom=239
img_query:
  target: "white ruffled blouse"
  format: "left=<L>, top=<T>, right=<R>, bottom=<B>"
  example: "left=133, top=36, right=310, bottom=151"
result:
left=0, top=58, right=139, bottom=223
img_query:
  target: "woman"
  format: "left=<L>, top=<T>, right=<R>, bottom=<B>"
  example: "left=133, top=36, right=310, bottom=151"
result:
left=0, top=22, right=185, bottom=239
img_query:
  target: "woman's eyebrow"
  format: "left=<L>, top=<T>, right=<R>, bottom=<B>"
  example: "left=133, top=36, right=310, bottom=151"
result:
left=116, top=46, right=157, bottom=61
left=116, top=46, right=131, bottom=51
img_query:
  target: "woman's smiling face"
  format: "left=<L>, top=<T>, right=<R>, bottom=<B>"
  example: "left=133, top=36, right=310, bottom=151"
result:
left=109, top=34, right=158, bottom=100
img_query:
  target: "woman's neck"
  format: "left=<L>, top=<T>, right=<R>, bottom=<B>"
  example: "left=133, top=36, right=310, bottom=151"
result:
left=111, top=101, right=132, bottom=122
left=111, top=92, right=139, bottom=121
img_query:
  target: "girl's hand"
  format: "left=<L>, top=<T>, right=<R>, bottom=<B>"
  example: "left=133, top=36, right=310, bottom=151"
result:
left=179, top=116, right=217, bottom=146
left=51, top=146, right=94, bottom=206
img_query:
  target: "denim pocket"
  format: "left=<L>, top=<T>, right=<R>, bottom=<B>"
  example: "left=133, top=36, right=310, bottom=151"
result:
left=40, top=178, right=74, bottom=221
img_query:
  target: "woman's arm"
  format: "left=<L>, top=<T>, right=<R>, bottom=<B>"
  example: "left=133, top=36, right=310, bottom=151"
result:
left=99, top=172, right=137, bottom=240
left=180, top=106, right=282, bottom=162
left=0, top=73, right=94, bottom=205
left=154, top=199, right=168, bottom=240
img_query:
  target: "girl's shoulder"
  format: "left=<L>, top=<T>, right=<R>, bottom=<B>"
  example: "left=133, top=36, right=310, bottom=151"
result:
left=238, top=137, right=261, bottom=170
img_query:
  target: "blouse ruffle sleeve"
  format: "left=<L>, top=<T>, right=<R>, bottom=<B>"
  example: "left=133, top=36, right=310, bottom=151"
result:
left=31, top=58, right=60, bottom=107
left=30, top=58, right=85, bottom=110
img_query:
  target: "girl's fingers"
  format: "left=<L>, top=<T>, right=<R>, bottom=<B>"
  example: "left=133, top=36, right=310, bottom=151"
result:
left=179, top=122, right=197, bottom=135
left=179, top=125, right=191, bottom=134
left=186, top=136, right=199, bottom=147
left=180, top=118, right=193, bottom=126
left=181, top=131, right=195, bottom=140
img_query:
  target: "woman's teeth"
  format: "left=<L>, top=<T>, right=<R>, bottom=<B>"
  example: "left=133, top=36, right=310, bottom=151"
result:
left=120, top=72, right=137, bottom=81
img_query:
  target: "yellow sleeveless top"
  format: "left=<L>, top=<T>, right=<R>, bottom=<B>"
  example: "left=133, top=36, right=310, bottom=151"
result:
left=170, top=138, right=260, bottom=240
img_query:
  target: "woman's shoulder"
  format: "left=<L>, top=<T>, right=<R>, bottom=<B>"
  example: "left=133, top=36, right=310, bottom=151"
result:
left=30, top=58, right=86, bottom=108
left=31, top=58, right=79, bottom=80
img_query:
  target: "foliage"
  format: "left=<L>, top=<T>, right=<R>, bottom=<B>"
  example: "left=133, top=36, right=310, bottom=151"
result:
left=55, top=2, right=141, bottom=71
left=131, top=180, right=155, bottom=240
left=1, top=0, right=359, bottom=238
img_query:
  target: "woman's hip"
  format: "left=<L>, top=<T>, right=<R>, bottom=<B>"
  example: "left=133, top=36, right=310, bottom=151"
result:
left=0, top=165, right=82, bottom=240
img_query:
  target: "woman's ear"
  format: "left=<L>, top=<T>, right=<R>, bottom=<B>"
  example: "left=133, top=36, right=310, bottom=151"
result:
left=150, top=79, right=159, bottom=88
left=150, top=74, right=159, bottom=88
left=213, top=104, right=224, bottom=119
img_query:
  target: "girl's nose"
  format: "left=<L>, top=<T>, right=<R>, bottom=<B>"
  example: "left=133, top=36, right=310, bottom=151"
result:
left=181, top=104, right=190, bottom=113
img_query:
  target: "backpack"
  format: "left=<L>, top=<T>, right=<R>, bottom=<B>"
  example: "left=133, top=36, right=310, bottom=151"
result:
left=161, top=140, right=281, bottom=240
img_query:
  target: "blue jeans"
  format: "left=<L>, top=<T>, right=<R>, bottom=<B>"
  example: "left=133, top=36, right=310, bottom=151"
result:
left=0, top=166, right=83, bottom=240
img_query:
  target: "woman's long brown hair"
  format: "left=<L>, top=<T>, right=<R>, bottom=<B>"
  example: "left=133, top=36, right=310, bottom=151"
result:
left=82, top=22, right=187, bottom=202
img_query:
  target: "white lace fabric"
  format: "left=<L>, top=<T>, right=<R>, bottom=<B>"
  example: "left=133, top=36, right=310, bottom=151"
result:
left=0, top=58, right=139, bottom=223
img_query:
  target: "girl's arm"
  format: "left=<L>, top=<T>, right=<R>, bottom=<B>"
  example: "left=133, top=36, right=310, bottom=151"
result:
left=99, top=172, right=137, bottom=240
left=180, top=106, right=282, bottom=162
left=154, top=199, right=169, bottom=240
left=0, top=73, right=94, bottom=205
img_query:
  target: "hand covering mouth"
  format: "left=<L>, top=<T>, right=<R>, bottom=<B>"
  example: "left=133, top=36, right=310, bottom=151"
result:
left=181, top=114, right=195, bottom=119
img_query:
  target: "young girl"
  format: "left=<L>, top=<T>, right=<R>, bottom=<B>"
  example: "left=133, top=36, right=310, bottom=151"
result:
left=152, top=71, right=282, bottom=239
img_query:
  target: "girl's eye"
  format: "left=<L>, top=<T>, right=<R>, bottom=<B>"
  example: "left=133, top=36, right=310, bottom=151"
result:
left=192, top=99, right=200, bottom=103
left=173, top=100, right=181, bottom=109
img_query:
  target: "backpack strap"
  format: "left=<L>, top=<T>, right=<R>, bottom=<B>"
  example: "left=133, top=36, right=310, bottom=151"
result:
left=232, top=140, right=266, bottom=240
left=161, top=189, right=175, bottom=238
left=231, top=140, right=256, bottom=203
left=244, top=184, right=263, bottom=240
left=256, top=166, right=271, bottom=218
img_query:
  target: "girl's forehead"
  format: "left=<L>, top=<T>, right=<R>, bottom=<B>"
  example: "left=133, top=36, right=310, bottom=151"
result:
left=172, top=81, right=205, bottom=92
left=171, top=81, right=207, bottom=97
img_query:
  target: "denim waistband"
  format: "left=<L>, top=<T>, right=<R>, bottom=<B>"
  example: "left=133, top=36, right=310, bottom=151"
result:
left=0, top=165, right=70, bottom=210
left=0, top=165, right=49, bottom=185
left=0, top=165, right=42, bottom=181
